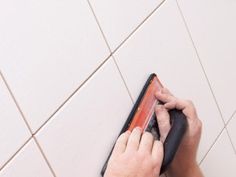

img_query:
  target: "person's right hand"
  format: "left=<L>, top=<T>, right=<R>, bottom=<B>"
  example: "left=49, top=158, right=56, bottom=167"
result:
left=155, top=88, right=204, bottom=177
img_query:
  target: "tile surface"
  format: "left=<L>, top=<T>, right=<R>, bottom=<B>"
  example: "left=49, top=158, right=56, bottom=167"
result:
left=0, top=76, right=31, bottom=168
left=177, top=0, right=236, bottom=121
left=200, top=130, right=236, bottom=177
left=0, top=0, right=109, bottom=132
left=36, top=59, right=133, bottom=177
left=0, top=140, right=53, bottom=177
left=89, top=0, right=164, bottom=50
left=227, top=113, right=236, bottom=150
left=114, top=0, right=224, bottom=161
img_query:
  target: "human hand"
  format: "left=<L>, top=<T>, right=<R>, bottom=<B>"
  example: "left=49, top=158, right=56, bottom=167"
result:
left=155, top=88, right=203, bottom=177
left=104, top=127, right=163, bottom=177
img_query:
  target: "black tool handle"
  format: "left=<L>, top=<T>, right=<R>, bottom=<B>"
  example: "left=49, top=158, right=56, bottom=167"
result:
left=160, top=109, right=187, bottom=174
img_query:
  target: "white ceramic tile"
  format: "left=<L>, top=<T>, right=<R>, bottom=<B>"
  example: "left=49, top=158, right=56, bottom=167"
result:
left=114, top=0, right=224, bottom=161
left=36, top=59, right=133, bottom=177
left=0, top=140, right=53, bottom=177
left=0, top=76, right=31, bottom=168
left=227, top=113, right=236, bottom=150
left=200, top=129, right=236, bottom=177
left=177, top=0, right=236, bottom=121
left=0, top=0, right=109, bottom=132
left=89, top=0, right=164, bottom=50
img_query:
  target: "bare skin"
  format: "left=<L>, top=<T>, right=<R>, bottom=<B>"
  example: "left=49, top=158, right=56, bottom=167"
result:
left=155, top=88, right=204, bottom=177
left=104, top=88, right=204, bottom=177
left=104, top=127, right=164, bottom=177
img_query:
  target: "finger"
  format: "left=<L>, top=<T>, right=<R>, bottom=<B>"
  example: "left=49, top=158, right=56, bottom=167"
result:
left=139, top=132, right=154, bottom=154
left=164, top=99, right=185, bottom=110
left=155, top=105, right=171, bottom=142
left=155, top=92, right=175, bottom=104
left=161, top=87, right=173, bottom=96
left=112, top=131, right=131, bottom=157
left=164, top=99, right=197, bottom=120
left=152, top=140, right=164, bottom=167
left=126, top=127, right=142, bottom=152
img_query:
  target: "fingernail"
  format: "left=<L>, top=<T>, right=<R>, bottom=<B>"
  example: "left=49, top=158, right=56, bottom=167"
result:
left=133, top=127, right=142, bottom=132
left=126, top=130, right=131, bottom=135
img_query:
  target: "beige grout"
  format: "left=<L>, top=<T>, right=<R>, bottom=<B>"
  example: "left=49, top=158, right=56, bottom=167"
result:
left=34, top=0, right=167, bottom=136
left=0, top=71, right=33, bottom=134
left=225, top=110, right=236, bottom=153
left=112, top=56, right=135, bottom=104
left=86, top=0, right=167, bottom=104
left=32, top=54, right=112, bottom=136
left=111, top=0, right=166, bottom=55
left=33, top=137, right=57, bottom=177
left=226, top=109, right=236, bottom=125
left=0, top=1, right=167, bottom=171
left=0, top=136, right=32, bottom=172
left=199, top=127, right=225, bottom=165
left=0, top=71, right=58, bottom=176
left=2, top=0, right=235, bottom=174
left=175, top=0, right=236, bottom=160
left=175, top=0, right=226, bottom=124
left=199, top=114, right=236, bottom=164
left=225, top=128, right=236, bottom=154
left=86, top=0, right=112, bottom=53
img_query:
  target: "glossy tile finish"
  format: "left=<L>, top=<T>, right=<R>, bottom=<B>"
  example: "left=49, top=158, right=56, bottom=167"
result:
left=114, top=0, right=224, bottom=161
left=200, top=130, right=236, bottom=177
left=89, top=0, right=164, bottom=50
left=0, top=76, right=31, bottom=168
left=0, top=0, right=109, bottom=132
left=177, top=0, right=236, bottom=121
left=0, top=140, right=53, bottom=177
left=36, top=60, right=133, bottom=177
left=0, top=0, right=236, bottom=176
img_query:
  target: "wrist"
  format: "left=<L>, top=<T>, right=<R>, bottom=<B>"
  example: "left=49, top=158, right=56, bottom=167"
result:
left=167, top=161, right=200, bottom=177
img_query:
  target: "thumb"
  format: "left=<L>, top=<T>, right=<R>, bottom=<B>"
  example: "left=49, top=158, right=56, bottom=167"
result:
left=155, top=105, right=171, bottom=142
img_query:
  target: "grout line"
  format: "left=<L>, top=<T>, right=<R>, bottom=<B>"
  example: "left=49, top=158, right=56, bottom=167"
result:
left=225, top=110, right=236, bottom=154
left=0, top=71, right=34, bottom=134
left=86, top=0, right=112, bottom=53
left=111, top=0, right=166, bottom=55
left=175, top=0, right=236, bottom=162
left=0, top=0, right=165, bottom=173
left=0, top=136, right=33, bottom=172
left=199, top=127, right=225, bottom=165
left=33, top=137, right=57, bottom=177
left=87, top=0, right=134, bottom=104
left=112, top=56, right=134, bottom=103
left=226, top=109, right=236, bottom=125
left=175, top=0, right=226, bottom=126
left=0, top=71, right=57, bottom=176
left=34, top=0, right=167, bottom=135
left=199, top=110, right=236, bottom=164
left=86, top=0, right=165, bottom=105
left=33, top=54, right=112, bottom=135
left=34, top=0, right=167, bottom=136
left=225, top=128, right=236, bottom=154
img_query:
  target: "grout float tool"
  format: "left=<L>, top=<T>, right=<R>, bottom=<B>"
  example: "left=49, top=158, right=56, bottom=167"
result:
left=101, top=73, right=187, bottom=175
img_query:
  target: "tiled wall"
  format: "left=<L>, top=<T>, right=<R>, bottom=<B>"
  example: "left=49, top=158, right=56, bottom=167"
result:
left=0, top=0, right=235, bottom=176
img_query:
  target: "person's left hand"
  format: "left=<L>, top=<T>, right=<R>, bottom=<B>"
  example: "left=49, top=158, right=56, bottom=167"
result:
left=104, top=127, right=164, bottom=177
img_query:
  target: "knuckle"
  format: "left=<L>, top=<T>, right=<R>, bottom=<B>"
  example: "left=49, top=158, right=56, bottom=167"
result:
left=136, top=151, right=146, bottom=161
left=142, top=157, right=152, bottom=167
